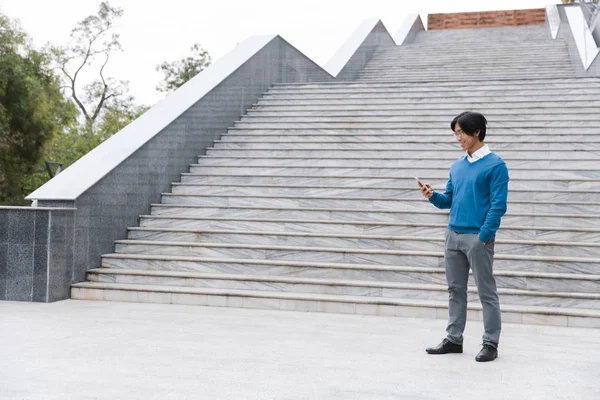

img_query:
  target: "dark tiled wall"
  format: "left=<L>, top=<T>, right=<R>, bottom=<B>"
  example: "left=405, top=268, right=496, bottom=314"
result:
left=0, top=208, right=75, bottom=302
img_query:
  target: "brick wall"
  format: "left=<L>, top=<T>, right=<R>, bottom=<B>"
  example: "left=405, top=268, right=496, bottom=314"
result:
left=428, top=8, right=546, bottom=30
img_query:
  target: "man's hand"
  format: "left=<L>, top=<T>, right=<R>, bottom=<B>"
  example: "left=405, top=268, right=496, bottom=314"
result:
left=417, top=179, right=434, bottom=199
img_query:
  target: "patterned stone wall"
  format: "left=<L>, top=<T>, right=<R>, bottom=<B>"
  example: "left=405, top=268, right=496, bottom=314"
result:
left=428, top=8, right=546, bottom=30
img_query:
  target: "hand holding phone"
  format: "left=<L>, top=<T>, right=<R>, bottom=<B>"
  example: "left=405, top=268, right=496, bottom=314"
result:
left=415, top=177, right=433, bottom=199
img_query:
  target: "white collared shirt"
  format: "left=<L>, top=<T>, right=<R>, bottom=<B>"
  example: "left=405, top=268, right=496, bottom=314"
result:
left=466, top=144, right=491, bottom=163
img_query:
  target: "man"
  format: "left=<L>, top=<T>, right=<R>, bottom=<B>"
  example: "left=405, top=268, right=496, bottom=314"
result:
left=418, top=111, right=509, bottom=362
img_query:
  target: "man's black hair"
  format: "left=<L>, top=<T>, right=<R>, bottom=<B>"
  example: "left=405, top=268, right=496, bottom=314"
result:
left=451, top=111, right=487, bottom=142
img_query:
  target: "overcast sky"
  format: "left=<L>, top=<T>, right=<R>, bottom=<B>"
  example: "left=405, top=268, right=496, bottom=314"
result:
left=0, top=0, right=555, bottom=105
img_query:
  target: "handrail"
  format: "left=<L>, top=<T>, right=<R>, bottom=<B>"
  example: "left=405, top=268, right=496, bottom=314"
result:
left=565, top=3, right=600, bottom=70
left=26, top=35, right=276, bottom=201
left=393, top=14, right=425, bottom=45
left=27, top=19, right=396, bottom=202
left=546, top=4, right=561, bottom=39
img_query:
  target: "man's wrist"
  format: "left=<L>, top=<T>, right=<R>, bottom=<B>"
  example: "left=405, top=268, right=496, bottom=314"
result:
left=479, top=231, right=493, bottom=244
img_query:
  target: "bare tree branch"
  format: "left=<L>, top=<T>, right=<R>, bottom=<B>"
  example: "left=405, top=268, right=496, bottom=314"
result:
left=50, top=2, right=125, bottom=134
left=90, top=52, right=111, bottom=122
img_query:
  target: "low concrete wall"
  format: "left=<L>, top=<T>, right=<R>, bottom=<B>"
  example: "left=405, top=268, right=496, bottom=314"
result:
left=393, top=14, right=425, bottom=45
left=326, top=20, right=395, bottom=79
left=0, top=207, right=75, bottom=302
left=557, top=4, right=600, bottom=76
left=12, top=21, right=396, bottom=302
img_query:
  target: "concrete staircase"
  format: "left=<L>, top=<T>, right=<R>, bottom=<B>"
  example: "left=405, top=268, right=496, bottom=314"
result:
left=72, top=25, right=600, bottom=328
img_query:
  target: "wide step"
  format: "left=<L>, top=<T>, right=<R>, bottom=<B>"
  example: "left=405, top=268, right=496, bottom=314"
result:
left=71, top=281, right=600, bottom=328
left=70, top=27, right=600, bottom=328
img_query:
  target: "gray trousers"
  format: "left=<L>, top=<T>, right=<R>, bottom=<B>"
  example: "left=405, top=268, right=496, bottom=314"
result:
left=444, top=229, right=501, bottom=347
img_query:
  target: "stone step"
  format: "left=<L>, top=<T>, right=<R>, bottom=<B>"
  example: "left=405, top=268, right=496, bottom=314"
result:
left=246, top=108, right=600, bottom=116
left=126, top=228, right=600, bottom=258
left=271, top=77, right=600, bottom=89
left=238, top=114, right=600, bottom=123
left=188, top=165, right=600, bottom=180
left=250, top=101, right=600, bottom=113
left=370, top=51, right=569, bottom=59
left=357, top=74, right=574, bottom=81
left=365, top=60, right=571, bottom=69
left=160, top=193, right=600, bottom=215
left=355, top=74, right=571, bottom=81
left=138, top=215, right=600, bottom=243
left=251, top=100, right=600, bottom=109
left=386, top=44, right=564, bottom=52
left=113, top=238, right=600, bottom=274
left=410, top=28, right=552, bottom=41
left=378, top=46, right=569, bottom=55
left=150, top=204, right=598, bottom=229
left=266, top=82, right=600, bottom=94
left=259, top=92, right=599, bottom=102
left=220, top=132, right=600, bottom=142
left=179, top=174, right=600, bottom=191
left=202, top=149, right=600, bottom=160
left=384, top=40, right=563, bottom=48
left=169, top=183, right=600, bottom=203
left=86, top=264, right=600, bottom=297
left=86, top=269, right=600, bottom=310
left=227, top=126, right=600, bottom=135
left=70, top=280, right=600, bottom=328
left=363, top=60, right=571, bottom=67
left=407, top=40, right=558, bottom=47
left=98, top=253, right=600, bottom=292
left=360, top=65, right=573, bottom=74
left=194, top=156, right=597, bottom=171
left=212, top=141, right=600, bottom=151
left=244, top=127, right=600, bottom=137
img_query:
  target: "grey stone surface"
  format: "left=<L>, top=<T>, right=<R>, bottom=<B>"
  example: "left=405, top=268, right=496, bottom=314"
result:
left=6, top=244, right=34, bottom=301
left=47, top=210, right=75, bottom=301
left=32, top=244, right=48, bottom=302
left=0, top=208, right=75, bottom=302
left=0, top=244, right=6, bottom=299
left=8, top=210, right=35, bottom=246
left=0, top=211, right=7, bottom=244
left=0, top=300, right=599, bottom=400
left=334, top=21, right=395, bottom=81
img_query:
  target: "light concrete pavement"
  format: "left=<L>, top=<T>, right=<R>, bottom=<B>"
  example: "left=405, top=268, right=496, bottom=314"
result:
left=1, top=300, right=598, bottom=400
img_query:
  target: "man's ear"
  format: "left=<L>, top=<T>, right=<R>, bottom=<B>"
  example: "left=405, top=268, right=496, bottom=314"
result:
left=474, top=130, right=481, bottom=139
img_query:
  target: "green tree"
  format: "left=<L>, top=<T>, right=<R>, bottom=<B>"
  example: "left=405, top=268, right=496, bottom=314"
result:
left=0, top=14, right=76, bottom=205
left=50, top=1, right=126, bottom=135
left=156, top=43, right=211, bottom=93
left=20, top=94, right=149, bottom=201
left=94, top=95, right=149, bottom=144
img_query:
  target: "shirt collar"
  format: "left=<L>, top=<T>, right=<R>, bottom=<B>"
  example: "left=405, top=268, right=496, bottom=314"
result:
left=466, top=144, right=491, bottom=162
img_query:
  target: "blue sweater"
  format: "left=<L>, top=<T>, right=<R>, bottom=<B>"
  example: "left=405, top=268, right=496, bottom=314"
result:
left=429, top=153, right=509, bottom=243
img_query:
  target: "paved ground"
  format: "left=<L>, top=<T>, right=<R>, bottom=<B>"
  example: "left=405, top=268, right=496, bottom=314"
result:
left=0, top=300, right=598, bottom=400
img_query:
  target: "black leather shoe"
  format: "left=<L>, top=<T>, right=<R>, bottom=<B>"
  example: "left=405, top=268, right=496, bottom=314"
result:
left=426, top=339, right=463, bottom=354
left=475, top=344, right=498, bottom=362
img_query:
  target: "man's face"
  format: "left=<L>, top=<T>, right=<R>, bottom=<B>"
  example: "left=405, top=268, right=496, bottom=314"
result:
left=454, top=123, right=481, bottom=154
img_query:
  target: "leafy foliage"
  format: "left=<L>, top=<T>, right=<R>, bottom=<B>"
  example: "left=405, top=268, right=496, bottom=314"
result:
left=1, top=5, right=149, bottom=205
left=0, top=14, right=77, bottom=205
left=156, top=43, right=211, bottom=93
